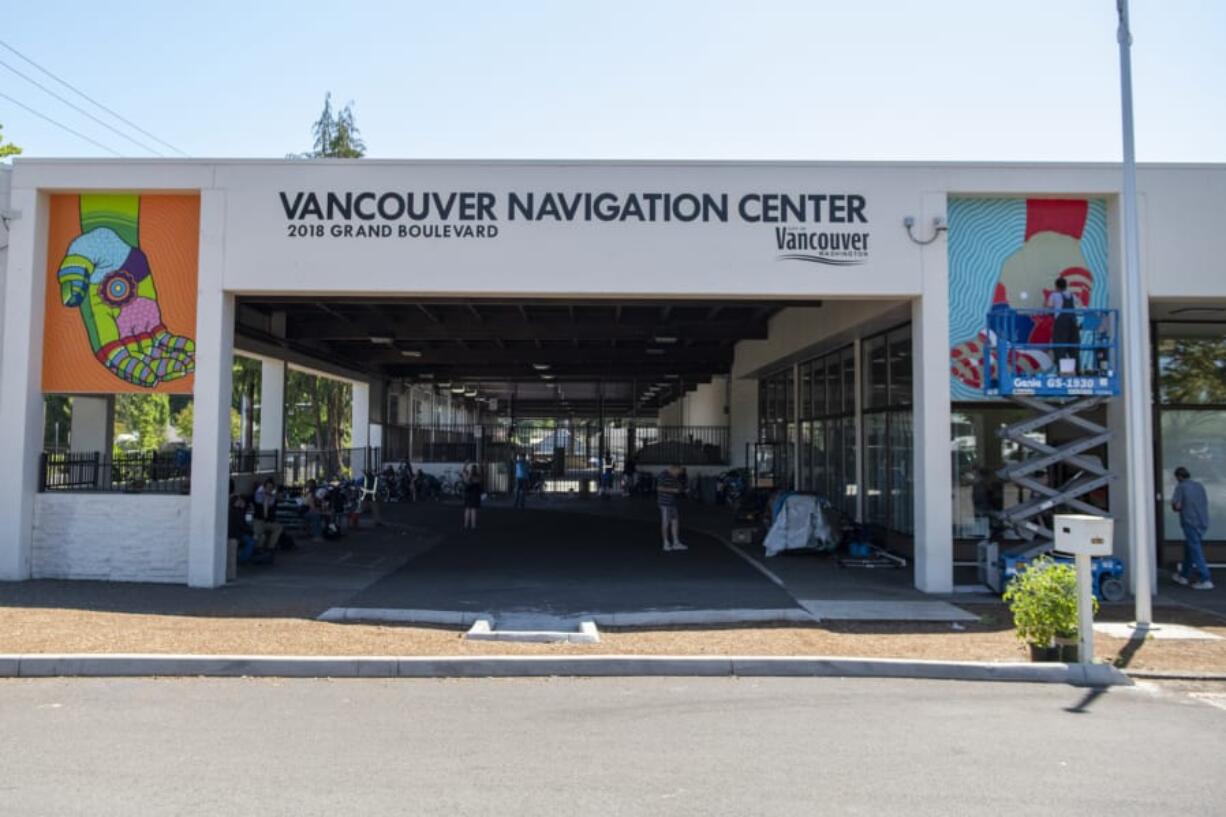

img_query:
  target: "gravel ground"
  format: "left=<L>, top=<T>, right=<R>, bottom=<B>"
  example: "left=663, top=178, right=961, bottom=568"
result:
left=3, top=603, right=1225, bottom=672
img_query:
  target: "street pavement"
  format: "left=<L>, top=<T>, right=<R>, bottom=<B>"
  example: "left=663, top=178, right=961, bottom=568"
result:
left=2, top=677, right=1224, bottom=816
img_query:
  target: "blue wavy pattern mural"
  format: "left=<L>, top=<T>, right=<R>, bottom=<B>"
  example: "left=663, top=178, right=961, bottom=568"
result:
left=947, top=197, right=1109, bottom=401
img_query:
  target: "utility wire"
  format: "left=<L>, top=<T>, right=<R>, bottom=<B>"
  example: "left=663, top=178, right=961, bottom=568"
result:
left=0, top=39, right=188, bottom=156
left=0, top=57, right=162, bottom=155
left=0, top=90, right=122, bottom=156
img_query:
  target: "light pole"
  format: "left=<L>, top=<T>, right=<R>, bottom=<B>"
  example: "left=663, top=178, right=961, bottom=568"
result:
left=1116, top=0, right=1153, bottom=626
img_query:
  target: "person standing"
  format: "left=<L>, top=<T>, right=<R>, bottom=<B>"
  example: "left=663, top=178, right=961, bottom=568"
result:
left=601, top=452, right=615, bottom=499
left=657, top=462, right=687, bottom=552
left=463, top=462, right=483, bottom=530
left=513, top=454, right=530, bottom=509
left=1171, top=466, right=1213, bottom=590
left=1047, top=277, right=1080, bottom=373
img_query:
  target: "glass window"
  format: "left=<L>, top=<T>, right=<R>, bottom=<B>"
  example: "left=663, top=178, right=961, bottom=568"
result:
left=827, top=356, right=842, bottom=415
left=801, top=364, right=813, bottom=420
left=888, top=325, right=913, bottom=407
left=864, top=413, right=888, bottom=526
left=1157, top=324, right=1226, bottom=405
left=888, top=411, right=914, bottom=534
left=810, top=361, right=825, bottom=418
left=842, top=348, right=856, bottom=412
left=863, top=336, right=888, bottom=410
left=1160, top=410, right=1226, bottom=540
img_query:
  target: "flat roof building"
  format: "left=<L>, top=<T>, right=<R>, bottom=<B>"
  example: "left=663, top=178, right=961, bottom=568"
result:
left=2, top=158, right=1224, bottom=595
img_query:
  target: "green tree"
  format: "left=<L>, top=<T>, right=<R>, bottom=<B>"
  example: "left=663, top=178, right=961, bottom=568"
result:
left=307, top=93, right=366, bottom=158
left=285, top=370, right=352, bottom=451
left=114, top=394, right=170, bottom=451
left=1159, top=337, right=1226, bottom=404
left=0, top=123, right=21, bottom=159
left=43, top=396, right=72, bottom=450
left=231, top=356, right=262, bottom=448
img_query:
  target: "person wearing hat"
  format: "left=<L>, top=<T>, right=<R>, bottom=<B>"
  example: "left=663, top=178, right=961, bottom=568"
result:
left=1171, top=466, right=1213, bottom=590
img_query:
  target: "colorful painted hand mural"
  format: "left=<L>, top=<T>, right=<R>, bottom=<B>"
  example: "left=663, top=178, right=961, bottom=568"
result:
left=947, top=197, right=1109, bottom=400
left=55, top=195, right=195, bottom=389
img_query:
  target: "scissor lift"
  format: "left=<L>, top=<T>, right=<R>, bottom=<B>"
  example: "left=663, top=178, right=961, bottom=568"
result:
left=977, top=308, right=1126, bottom=599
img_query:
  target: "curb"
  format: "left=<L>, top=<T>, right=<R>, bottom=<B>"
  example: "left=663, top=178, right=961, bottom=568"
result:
left=0, top=654, right=1131, bottom=686
left=1125, top=670, right=1226, bottom=682
left=319, top=607, right=817, bottom=627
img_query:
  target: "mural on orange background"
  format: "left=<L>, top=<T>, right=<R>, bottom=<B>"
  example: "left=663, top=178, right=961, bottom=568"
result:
left=42, top=194, right=199, bottom=394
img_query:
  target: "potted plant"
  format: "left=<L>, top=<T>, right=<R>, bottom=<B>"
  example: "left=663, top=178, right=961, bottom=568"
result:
left=1002, top=556, right=1097, bottom=662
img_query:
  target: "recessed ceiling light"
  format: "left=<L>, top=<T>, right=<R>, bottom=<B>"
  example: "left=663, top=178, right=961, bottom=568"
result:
left=369, top=336, right=394, bottom=345
left=645, top=348, right=666, bottom=355
left=400, top=350, right=422, bottom=358
left=540, top=374, right=555, bottom=380
left=653, top=336, right=678, bottom=344
left=451, top=386, right=466, bottom=394
left=532, top=363, right=551, bottom=371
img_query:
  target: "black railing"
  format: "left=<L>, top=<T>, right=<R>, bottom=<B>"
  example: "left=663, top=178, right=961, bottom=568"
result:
left=229, top=449, right=280, bottom=476
left=40, top=450, right=191, bottom=494
left=40, top=447, right=383, bottom=493
left=382, top=423, right=730, bottom=467
left=280, top=447, right=382, bottom=487
left=632, top=426, right=729, bottom=466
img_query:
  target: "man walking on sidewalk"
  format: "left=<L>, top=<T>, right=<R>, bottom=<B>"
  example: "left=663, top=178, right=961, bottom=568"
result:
left=1171, top=466, right=1214, bottom=590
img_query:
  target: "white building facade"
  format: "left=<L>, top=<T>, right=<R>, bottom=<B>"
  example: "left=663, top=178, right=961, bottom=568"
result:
left=1, top=159, right=1224, bottom=593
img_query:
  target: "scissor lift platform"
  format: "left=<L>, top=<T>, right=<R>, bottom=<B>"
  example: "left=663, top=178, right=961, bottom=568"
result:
left=977, top=308, right=1121, bottom=591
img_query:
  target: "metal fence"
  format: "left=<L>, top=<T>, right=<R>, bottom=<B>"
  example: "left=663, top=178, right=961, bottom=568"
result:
left=229, top=449, right=280, bottom=476
left=40, top=450, right=191, bottom=494
left=382, top=423, right=730, bottom=467
left=279, top=446, right=382, bottom=487
left=40, top=447, right=383, bottom=493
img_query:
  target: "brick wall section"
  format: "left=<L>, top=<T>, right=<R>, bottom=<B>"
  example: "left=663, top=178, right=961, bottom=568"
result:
left=32, top=494, right=191, bottom=583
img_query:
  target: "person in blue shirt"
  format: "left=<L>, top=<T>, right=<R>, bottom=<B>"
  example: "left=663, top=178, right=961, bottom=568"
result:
left=514, top=454, right=530, bottom=508
left=1171, top=466, right=1213, bottom=590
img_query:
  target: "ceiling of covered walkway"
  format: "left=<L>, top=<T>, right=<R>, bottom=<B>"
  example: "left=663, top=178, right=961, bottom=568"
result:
left=235, top=297, right=821, bottom=416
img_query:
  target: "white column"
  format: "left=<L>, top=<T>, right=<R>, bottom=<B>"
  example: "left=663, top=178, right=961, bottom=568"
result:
left=257, top=357, right=285, bottom=452
left=187, top=191, right=232, bottom=588
left=351, top=380, right=370, bottom=473
left=912, top=193, right=954, bottom=593
left=0, top=187, right=47, bottom=581
left=69, top=396, right=114, bottom=454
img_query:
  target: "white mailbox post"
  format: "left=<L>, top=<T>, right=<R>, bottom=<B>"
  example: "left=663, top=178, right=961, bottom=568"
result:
left=1054, top=514, right=1115, bottom=664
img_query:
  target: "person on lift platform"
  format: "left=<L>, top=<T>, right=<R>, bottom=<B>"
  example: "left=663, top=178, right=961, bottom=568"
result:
left=1047, top=277, right=1080, bottom=374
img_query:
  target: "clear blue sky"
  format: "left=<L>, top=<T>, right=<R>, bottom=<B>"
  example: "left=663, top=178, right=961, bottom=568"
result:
left=2, top=0, right=1223, bottom=162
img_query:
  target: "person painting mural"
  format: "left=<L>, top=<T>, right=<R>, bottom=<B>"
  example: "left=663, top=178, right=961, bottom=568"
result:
left=1046, top=277, right=1081, bottom=373
left=54, top=194, right=195, bottom=388
left=950, top=199, right=1093, bottom=389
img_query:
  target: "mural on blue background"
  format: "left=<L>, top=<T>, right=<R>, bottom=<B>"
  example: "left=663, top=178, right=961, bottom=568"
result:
left=947, top=197, right=1109, bottom=401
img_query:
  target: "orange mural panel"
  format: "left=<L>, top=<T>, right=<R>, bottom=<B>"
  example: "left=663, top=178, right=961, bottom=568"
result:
left=42, top=194, right=199, bottom=394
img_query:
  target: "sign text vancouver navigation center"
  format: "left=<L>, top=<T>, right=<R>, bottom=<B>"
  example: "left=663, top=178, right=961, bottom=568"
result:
left=278, top=190, right=870, bottom=265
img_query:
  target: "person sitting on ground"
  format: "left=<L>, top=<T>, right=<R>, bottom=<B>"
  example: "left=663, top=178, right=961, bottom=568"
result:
left=302, top=479, right=324, bottom=542
left=227, top=480, right=257, bottom=573
left=657, top=462, right=688, bottom=552
left=462, top=462, right=483, bottom=530
left=252, top=478, right=283, bottom=552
